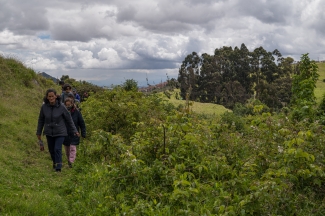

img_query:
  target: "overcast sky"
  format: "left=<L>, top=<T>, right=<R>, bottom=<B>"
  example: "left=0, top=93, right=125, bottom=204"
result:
left=0, top=0, right=324, bottom=86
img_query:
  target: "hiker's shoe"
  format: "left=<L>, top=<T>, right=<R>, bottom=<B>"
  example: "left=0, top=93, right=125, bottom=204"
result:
left=68, top=162, right=73, bottom=168
left=53, top=163, right=56, bottom=169
left=55, top=169, right=61, bottom=172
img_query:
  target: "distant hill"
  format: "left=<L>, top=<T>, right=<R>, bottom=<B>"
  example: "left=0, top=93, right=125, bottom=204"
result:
left=38, top=72, right=58, bottom=83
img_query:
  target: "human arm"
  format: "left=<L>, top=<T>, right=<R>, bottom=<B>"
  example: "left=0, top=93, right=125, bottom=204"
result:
left=78, top=111, right=86, bottom=138
left=39, top=139, right=45, bottom=151
left=62, top=106, right=79, bottom=136
left=36, top=106, right=45, bottom=138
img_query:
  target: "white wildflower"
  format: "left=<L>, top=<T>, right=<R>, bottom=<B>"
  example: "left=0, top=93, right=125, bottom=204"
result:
left=278, top=145, right=283, bottom=153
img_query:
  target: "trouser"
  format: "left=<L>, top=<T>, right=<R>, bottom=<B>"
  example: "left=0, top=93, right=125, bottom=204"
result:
left=64, top=145, right=77, bottom=163
left=46, top=136, right=65, bottom=170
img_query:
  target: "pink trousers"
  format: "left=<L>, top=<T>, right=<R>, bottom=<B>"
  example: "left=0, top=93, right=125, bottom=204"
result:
left=64, top=145, right=77, bottom=163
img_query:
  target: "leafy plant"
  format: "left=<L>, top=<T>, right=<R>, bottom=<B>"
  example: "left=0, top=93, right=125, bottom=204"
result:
left=291, top=53, right=319, bottom=121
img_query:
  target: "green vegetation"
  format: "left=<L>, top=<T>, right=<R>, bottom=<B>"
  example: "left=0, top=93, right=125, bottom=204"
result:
left=1, top=54, right=325, bottom=215
left=178, top=44, right=294, bottom=110
left=315, top=62, right=325, bottom=102
left=0, top=56, right=71, bottom=215
left=291, top=54, right=319, bottom=121
left=59, top=74, right=104, bottom=96
left=62, top=56, right=325, bottom=214
left=160, top=89, right=230, bottom=115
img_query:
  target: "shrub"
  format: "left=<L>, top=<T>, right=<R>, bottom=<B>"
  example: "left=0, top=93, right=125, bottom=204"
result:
left=220, top=111, right=246, bottom=131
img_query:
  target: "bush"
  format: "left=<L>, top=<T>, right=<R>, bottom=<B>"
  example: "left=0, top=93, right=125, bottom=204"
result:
left=64, top=83, right=325, bottom=215
left=81, top=87, right=176, bottom=141
left=220, top=111, right=246, bottom=131
left=233, top=99, right=270, bottom=116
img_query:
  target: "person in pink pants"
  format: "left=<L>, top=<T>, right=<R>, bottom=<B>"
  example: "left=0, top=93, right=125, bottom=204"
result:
left=63, top=97, right=86, bottom=168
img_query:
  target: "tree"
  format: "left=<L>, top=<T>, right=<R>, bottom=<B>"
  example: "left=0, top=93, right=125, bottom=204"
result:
left=256, top=77, right=292, bottom=110
left=291, top=53, right=319, bottom=121
left=218, top=81, right=250, bottom=109
left=233, top=43, right=253, bottom=94
left=177, top=52, right=201, bottom=100
left=177, top=45, right=292, bottom=110
left=123, top=79, right=138, bottom=92
left=198, top=53, right=223, bottom=102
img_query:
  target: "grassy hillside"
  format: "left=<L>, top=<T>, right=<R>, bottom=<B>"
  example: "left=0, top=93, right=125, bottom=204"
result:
left=0, top=55, right=324, bottom=215
left=159, top=89, right=230, bottom=115
left=315, top=62, right=325, bottom=102
left=162, top=62, right=325, bottom=113
left=0, top=56, right=73, bottom=215
left=0, top=55, right=229, bottom=215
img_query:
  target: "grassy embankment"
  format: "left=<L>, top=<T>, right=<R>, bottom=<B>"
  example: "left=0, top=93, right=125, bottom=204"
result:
left=159, top=89, right=230, bottom=115
left=315, top=62, right=325, bottom=102
left=0, top=55, right=324, bottom=215
left=162, top=62, right=325, bottom=113
left=0, top=56, right=73, bottom=215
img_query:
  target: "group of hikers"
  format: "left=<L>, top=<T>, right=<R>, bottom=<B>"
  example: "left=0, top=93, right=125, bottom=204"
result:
left=36, top=81, right=88, bottom=172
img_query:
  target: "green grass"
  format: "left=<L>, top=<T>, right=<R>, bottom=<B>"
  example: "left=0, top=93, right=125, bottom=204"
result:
left=0, top=55, right=228, bottom=215
left=0, top=56, right=75, bottom=215
left=164, top=62, right=325, bottom=109
left=160, top=89, right=230, bottom=115
left=315, top=62, right=325, bottom=102
left=1, top=56, right=323, bottom=215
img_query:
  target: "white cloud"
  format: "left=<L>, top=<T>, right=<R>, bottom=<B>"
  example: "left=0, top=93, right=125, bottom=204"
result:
left=0, top=0, right=324, bottom=86
left=0, top=29, right=27, bottom=45
left=25, top=56, right=58, bottom=70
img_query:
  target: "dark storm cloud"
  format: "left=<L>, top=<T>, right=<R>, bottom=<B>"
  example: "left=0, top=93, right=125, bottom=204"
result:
left=137, top=21, right=193, bottom=34
left=49, top=50, right=70, bottom=62
left=115, top=0, right=226, bottom=33
left=234, top=0, right=293, bottom=24
left=0, top=1, right=49, bottom=35
left=116, top=5, right=137, bottom=22
left=184, top=0, right=227, bottom=5
left=50, top=23, right=93, bottom=42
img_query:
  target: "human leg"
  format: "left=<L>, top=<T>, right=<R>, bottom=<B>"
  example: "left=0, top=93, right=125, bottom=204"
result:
left=69, top=145, right=77, bottom=164
left=46, top=136, right=56, bottom=167
left=53, top=136, right=65, bottom=171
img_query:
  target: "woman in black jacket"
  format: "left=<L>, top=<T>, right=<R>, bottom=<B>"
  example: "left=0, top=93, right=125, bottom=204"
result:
left=36, top=89, right=79, bottom=172
left=63, top=97, right=86, bottom=168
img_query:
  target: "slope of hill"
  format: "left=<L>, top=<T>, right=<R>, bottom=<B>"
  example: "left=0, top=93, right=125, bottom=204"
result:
left=38, top=71, right=59, bottom=83
left=1, top=55, right=324, bottom=214
left=315, top=62, right=325, bottom=102
left=0, top=56, right=72, bottom=215
left=158, top=89, right=230, bottom=115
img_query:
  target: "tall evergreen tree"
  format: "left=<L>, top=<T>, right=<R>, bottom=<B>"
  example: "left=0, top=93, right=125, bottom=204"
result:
left=177, top=52, right=201, bottom=100
left=178, top=45, right=294, bottom=110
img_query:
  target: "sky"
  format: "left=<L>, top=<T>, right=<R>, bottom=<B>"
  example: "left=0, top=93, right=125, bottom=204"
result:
left=0, top=0, right=324, bottom=87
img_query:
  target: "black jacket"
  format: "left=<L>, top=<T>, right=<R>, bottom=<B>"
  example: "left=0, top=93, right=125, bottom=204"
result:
left=61, top=92, right=71, bottom=103
left=36, top=99, right=77, bottom=137
left=63, top=107, right=86, bottom=145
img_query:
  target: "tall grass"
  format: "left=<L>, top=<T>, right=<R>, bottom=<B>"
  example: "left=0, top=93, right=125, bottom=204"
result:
left=315, top=62, right=325, bottom=102
left=0, top=56, right=73, bottom=215
left=0, top=55, right=324, bottom=215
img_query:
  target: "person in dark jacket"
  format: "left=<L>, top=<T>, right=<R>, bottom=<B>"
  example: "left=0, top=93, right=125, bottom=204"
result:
left=72, top=89, right=81, bottom=101
left=36, top=89, right=79, bottom=172
left=67, top=92, right=81, bottom=110
left=63, top=97, right=86, bottom=168
left=61, top=84, right=72, bottom=103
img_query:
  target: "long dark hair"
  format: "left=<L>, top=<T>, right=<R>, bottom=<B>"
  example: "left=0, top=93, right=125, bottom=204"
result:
left=43, top=88, right=61, bottom=104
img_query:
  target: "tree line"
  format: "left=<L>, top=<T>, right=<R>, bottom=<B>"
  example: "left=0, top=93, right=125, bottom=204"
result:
left=177, top=43, right=298, bottom=109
